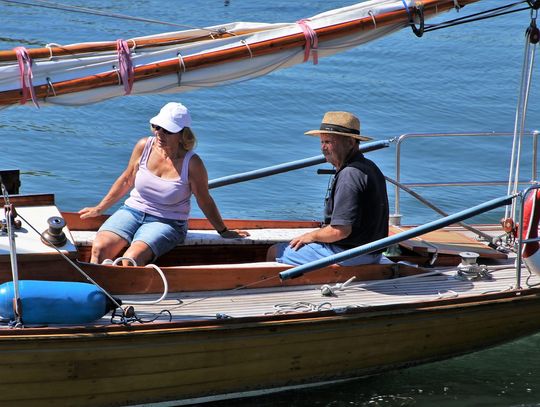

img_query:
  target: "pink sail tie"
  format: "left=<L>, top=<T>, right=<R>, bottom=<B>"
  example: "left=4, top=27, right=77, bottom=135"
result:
left=116, top=39, right=134, bottom=95
left=14, top=47, right=39, bottom=108
left=297, top=19, right=318, bottom=65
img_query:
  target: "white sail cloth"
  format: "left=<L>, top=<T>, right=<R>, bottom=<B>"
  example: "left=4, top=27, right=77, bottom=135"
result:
left=0, top=0, right=447, bottom=107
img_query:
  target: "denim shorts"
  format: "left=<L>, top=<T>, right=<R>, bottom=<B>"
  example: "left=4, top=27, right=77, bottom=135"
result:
left=99, top=205, right=188, bottom=258
left=275, top=242, right=388, bottom=266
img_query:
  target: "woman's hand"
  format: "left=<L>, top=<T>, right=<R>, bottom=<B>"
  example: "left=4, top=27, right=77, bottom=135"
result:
left=78, top=206, right=103, bottom=219
left=219, top=229, right=250, bottom=239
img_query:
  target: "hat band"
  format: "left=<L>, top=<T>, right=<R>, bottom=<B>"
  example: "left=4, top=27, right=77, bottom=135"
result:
left=320, top=123, right=359, bottom=135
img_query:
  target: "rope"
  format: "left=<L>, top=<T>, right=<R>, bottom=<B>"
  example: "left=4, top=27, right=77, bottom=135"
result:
left=401, top=1, right=424, bottom=37
left=45, top=42, right=62, bottom=60
left=367, top=10, right=377, bottom=28
left=13, top=47, right=39, bottom=108
left=424, top=2, right=529, bottom=33
left=240, top=40, right=253, bottom=59
left=296, top=19, right=318, bottom=65
left=116, top=39, right=134, bottom=95
left=320, top=270, right=444, bottom=296
left=121, top=264, right=170, bottom=305
left=0, top=0, right=229, bottom=33
left=272, top=301, right=332, bottom=314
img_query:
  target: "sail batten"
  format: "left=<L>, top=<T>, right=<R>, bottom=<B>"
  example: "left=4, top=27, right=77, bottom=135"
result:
left=0, top=0, right=481, bottom=107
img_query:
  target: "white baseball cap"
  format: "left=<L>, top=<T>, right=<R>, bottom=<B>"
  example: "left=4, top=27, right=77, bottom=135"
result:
left=150, top=102, right=192, bottom=133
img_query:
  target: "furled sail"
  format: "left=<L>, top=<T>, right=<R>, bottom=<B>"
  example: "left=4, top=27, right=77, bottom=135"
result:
left=0, top=0, right=480, bottom=108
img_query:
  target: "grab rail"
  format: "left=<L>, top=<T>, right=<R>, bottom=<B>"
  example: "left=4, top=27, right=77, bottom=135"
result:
left=209, top=139, right=390, bottom=189
left=280, top=193, right=515, bottom=280
left=393, top=131, right=539, bottom=220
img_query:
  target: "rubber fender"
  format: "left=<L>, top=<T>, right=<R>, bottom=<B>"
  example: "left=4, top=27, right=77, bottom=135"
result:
left=0, top=280, right=118, bottom=324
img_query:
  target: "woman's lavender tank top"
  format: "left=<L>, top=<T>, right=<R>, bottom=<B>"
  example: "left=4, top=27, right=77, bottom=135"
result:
left=125, top=137, right=194, bottom=220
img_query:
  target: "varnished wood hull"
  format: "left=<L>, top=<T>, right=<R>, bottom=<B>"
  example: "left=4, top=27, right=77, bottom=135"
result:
left=1, top=290, right=540, bottom=406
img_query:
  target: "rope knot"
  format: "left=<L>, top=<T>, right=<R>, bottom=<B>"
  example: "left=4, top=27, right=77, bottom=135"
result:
left=297, top=19, right=318, bottom=65
left=13, top=46, right=39, bottom=108
left=116, top=39, right=134, bottom=95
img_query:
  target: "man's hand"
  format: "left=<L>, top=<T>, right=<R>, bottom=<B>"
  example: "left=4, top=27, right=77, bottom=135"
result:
left=289, top=232, right=316, bottom=250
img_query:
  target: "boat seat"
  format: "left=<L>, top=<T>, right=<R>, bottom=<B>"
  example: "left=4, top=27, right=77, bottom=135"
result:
left=70, top=227, right=317, bottom=247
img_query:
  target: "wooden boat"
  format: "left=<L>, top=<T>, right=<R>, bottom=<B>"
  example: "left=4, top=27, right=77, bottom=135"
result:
left=1, top=0, right=540, bottom=406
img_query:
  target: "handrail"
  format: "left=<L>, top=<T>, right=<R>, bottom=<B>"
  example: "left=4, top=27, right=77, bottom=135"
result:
left=280, top=193, right=515, bottom=280
left=394, top=131, right=539, bottom=219
left=209, top=139, right=390, bottom=189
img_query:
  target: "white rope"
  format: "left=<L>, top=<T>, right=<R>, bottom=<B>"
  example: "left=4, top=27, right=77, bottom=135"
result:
left=177, top=52, right=186, bottom=72
left=112, top=256, right=137, bottom=266
left=436, top=289, right=458, bottom=299
left=271, top=301, right=333, bottom=314
left=240, top=40, right=253, bottom=59
left=367, top=10, right=377, bottom=28
left=320, top=269, right=444, bottom=297
left=45, top=42, right=62, bottom=60
left=121, top=263, right=170, bottom=305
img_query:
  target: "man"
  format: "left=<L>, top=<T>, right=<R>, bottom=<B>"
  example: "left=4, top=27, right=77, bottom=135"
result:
left=267, top=111, right=389, bottom=266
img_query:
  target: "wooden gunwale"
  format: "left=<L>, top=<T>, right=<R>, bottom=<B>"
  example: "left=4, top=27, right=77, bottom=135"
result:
left=60, top=211, right=321, bottom=231
left=1, top=287, right=539, bottom=337
left=7, top=193, right=55, bottom=207
left=0, top=0, right=481, bottom=106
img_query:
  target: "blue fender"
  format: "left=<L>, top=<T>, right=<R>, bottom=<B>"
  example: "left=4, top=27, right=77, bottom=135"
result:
left=0, top=280, right=117, bottom=325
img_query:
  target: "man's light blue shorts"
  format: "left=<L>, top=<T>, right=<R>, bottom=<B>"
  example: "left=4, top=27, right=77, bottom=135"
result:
left=275, top=241, right=390, bottom=266
left=99, top=205, right=188, bottom=258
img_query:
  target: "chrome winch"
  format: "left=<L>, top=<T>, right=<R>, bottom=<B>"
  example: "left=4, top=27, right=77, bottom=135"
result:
left=455, top=251, right=492, bottom=281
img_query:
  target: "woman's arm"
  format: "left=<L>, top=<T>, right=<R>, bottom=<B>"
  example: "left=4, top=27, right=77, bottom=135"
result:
left=79, top=138, right=147, bottom=219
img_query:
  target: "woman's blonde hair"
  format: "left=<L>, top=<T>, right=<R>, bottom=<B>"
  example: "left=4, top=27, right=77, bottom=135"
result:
left=180, top=127, right=197, bottom=151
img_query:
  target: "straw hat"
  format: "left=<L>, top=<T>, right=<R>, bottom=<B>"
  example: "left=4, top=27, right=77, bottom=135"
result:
left=305, top=111, right=372, bottom=141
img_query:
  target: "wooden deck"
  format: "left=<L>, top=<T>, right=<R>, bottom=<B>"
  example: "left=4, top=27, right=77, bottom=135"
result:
left=106, top=262, right=539, bottom=325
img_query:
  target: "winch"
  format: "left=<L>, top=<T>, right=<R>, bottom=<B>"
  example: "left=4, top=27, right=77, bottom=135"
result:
left=456, top=252, right=492, bottom=280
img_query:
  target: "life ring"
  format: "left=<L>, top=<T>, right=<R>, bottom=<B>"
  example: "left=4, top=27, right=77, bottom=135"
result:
left=522, top=188, right=540, bottom=276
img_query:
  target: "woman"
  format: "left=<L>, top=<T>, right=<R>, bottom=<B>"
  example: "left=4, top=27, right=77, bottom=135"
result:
left=79, top=102, right=249, bottom=265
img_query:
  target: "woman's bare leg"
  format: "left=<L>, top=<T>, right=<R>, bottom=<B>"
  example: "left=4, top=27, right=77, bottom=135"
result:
left=90, top=231, right=128, bottom=264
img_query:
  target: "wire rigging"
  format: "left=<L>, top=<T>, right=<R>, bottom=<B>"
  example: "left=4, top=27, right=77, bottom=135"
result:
left=0, top=0, right=228, bottom=34
left=424, top=1, right=530, bottom=32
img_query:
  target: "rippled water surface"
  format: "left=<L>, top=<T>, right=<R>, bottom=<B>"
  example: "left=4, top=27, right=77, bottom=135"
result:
left=1, top=1, right=540, bottom=406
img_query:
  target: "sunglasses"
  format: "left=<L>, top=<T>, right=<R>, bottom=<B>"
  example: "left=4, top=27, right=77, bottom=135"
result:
left=151, top=124, right=174, bottom=135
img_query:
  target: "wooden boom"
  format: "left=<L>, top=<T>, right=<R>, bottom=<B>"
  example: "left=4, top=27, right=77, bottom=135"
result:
left=0, top=0, right=482, bottom=106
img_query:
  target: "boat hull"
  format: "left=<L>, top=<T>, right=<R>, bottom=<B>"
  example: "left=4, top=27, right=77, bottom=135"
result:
left=1, top=291, right=539, bottom=406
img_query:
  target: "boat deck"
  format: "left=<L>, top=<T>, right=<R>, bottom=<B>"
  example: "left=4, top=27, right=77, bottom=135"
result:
left=105, top=262, right=539, bottom=325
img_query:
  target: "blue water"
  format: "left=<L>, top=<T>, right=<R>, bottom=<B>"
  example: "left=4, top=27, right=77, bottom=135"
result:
left=1, top=0, right=540, bottom=405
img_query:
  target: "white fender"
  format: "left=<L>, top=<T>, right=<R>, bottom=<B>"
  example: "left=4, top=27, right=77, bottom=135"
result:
left=522, top=189, right=540, bottom=276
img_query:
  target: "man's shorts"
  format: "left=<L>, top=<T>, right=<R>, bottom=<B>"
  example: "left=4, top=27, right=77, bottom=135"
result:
left=275, top=241, right=390, bottom=266
left=99, top=205, right=188, bottom=258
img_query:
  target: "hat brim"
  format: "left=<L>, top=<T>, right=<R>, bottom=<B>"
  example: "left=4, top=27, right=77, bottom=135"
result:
left=304, top=129, right=373, bottom=141
left=149, top=116, right=183, bottom=134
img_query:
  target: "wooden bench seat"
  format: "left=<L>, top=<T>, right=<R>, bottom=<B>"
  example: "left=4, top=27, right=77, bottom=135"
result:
left=70, top=228, right=316, bottom=247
